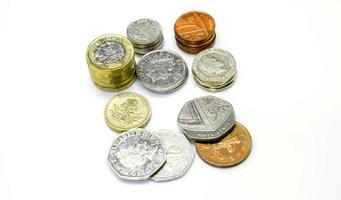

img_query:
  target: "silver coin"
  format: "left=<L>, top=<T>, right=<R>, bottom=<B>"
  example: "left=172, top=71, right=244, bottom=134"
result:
left=177, top=96, right=235, bottom=141
left=134, top=36, right=164, bottom=55
left=151, top=129, right=194, bottom=182
left=192, top=48, right=237, bottom=87
left=127, top=19, right=162, bottom=46
left=194, top=74, right=237, bottom=92
left=136, top=50, right=188, bottom=93
left=94, top=40, right=125, bottom=65
left=107, top=128, right=167, bottom=180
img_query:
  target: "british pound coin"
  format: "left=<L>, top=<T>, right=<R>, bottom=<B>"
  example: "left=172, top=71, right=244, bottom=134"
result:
left=105, top=92, right=151, bottom=132
left=177, top=96, right=235, bottom=141
left=151, top=129, right=194, bottom=182
left=192, top=48, right=236, bottom=90
left=108, top=129, right=167, bottom=180
left=86, top=34, right=136, bottom=91
left=195, top=122, right=252, bottom=167
left=136, top=50, right=188, bottom=93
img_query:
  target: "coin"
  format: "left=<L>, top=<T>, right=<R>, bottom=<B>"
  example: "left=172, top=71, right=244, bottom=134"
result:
left=127, top=19, right=164, bottom=54
left=104, top=92, right=151, bottom=132
left=136, top=50, right=188, bottom=93
left=192, top=48, right=237, bottom=91
left=174, top=11, right=216, bottom=54
left=195, top=122, right=252, bottom=167
left=151, top=129, right=194, bottom=182
left=174, top=11, right=215, bottom=44
left=177, top=95, right=235, bottom=141
left=107, top=129, right=167, bottom=180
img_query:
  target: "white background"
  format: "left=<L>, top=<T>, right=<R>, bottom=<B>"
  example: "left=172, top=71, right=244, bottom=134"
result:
left=1, top=0, right=341, bottom=199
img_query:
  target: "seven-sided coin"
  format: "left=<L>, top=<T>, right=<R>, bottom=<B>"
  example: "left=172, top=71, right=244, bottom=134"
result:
left=177, top=95, right=235, bottom=141
left=107, top=128, right=167, bottom=180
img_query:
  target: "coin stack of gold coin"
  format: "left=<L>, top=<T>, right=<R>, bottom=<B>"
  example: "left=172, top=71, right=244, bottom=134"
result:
left=174, top=11, right=216, bottom=54
left=86, top=34, right=136, bottom=91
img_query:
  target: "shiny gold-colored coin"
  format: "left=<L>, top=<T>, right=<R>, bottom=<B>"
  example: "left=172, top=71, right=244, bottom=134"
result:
left=86, top=34, right=135, bottom=91
left=195, top=122, right=252, bottom=167
left=104, top=92, right=151, bottom=132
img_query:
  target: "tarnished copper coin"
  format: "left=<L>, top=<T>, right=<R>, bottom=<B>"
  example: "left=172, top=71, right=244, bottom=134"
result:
left=195, top=122, right=252, bottom=167
left=175, top=11, right=215, bottom=44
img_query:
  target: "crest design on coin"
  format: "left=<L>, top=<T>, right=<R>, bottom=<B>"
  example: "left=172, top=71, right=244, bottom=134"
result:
left=108, top=129, right=166, bottom=180
left=177, top=96, right=235, bottom=141
left=110, top=98, right=142, bottom=124
left=127, top=19, right=161, bottom=44
left=94, top=41, right=125, bottom=65
left=136, top=50, right=188, bottom=93
left=105, top=92, right=151, bottom=132
left=175, top=11, right=215, bottom=42
left=151, top=130, right=194, bottom=182
left=195, top=122, right=252, bottom=167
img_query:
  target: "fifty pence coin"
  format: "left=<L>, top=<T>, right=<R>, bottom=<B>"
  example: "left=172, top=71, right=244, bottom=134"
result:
left=107, top=129, right=167, bottom=180
left=177, top=95, right=235, bottom=141
left=104, top=92, right=151, bottom=132
left=195, top=122, right=252, bottom=167
left=151, top=129, right=194, bottom=182
left=136, top=50, right=188, bottom=93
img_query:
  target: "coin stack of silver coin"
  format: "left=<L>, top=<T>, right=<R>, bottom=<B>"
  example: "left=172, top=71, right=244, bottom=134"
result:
left=177, top=95, right=236, bottom=141
left=127, top=19, right=164, bottom=55
left=107, top=128, right=194, bottom=182
left=136, top=50, right=188, bottom=94
left=192, top=48, right=237, bottom=92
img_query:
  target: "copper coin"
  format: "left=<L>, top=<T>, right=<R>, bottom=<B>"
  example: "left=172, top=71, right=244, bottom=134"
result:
left=176, top=32, right=216, bottom=48
left=195, top=122, right=252, bottom=167
left=174, top=11, right=215, bottom=45
left=176, top=37, right=215, bottom=54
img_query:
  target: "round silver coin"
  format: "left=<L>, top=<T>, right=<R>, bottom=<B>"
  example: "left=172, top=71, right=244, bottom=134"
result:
left=136, top=50, right=188, bottom=93
left=151, top=129, right=194, bottom=182
left=107, top=128, right=167, bottom=181
left=127, top=19, right=162, bottom=46
left=177, top=96, right=235, bottom=141
left=192, top=48, right=237, bottom=87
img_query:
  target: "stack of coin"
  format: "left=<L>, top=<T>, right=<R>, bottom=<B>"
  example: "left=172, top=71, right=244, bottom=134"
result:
left=86, top=34, right=136, bottom=91
left=107, top=128, right=194, bottom=181
left=136, top=50, right=188, bottom=93
left=127, top=19, right=164, bottom=55
left=192, top=48, right=237, bottom=91
left=174, top=11, right=216, bottom=54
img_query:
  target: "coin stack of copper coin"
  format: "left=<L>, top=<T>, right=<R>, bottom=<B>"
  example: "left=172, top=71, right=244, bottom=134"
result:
left=86, top=34, right=136, bottom=91
left=174, top=11, right=216, bottom=54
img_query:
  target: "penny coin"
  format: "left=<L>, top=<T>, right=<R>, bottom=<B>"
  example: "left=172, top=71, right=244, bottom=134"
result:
left=177, top=95, right=235, bottom=141
left=174, top=11, right=215, bottom=45
left=107, top=129, right=167, bottom=180
left=104, top=92, right=151, bottom=132
left=195, top=122, right=252, bottom=167
left=136, top=50, right=188, bottom=94
left=151, top=129, right=194, bottom=182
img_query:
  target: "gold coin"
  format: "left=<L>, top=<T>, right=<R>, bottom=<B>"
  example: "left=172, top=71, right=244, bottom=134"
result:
left=87, top=34, right=134, bottom=70
left=195, top=122, right=252, bottom=167
left=104, top=92, right=151, bottom=132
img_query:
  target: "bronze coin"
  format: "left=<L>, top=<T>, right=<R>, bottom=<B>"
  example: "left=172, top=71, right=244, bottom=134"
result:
left=174, top=11, right=215, bottom=45
left=195, top=122, right=252, bottom=167
left=176, top=32, right=216, bottom=48
left=176, top=37, right=215, bottom=54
